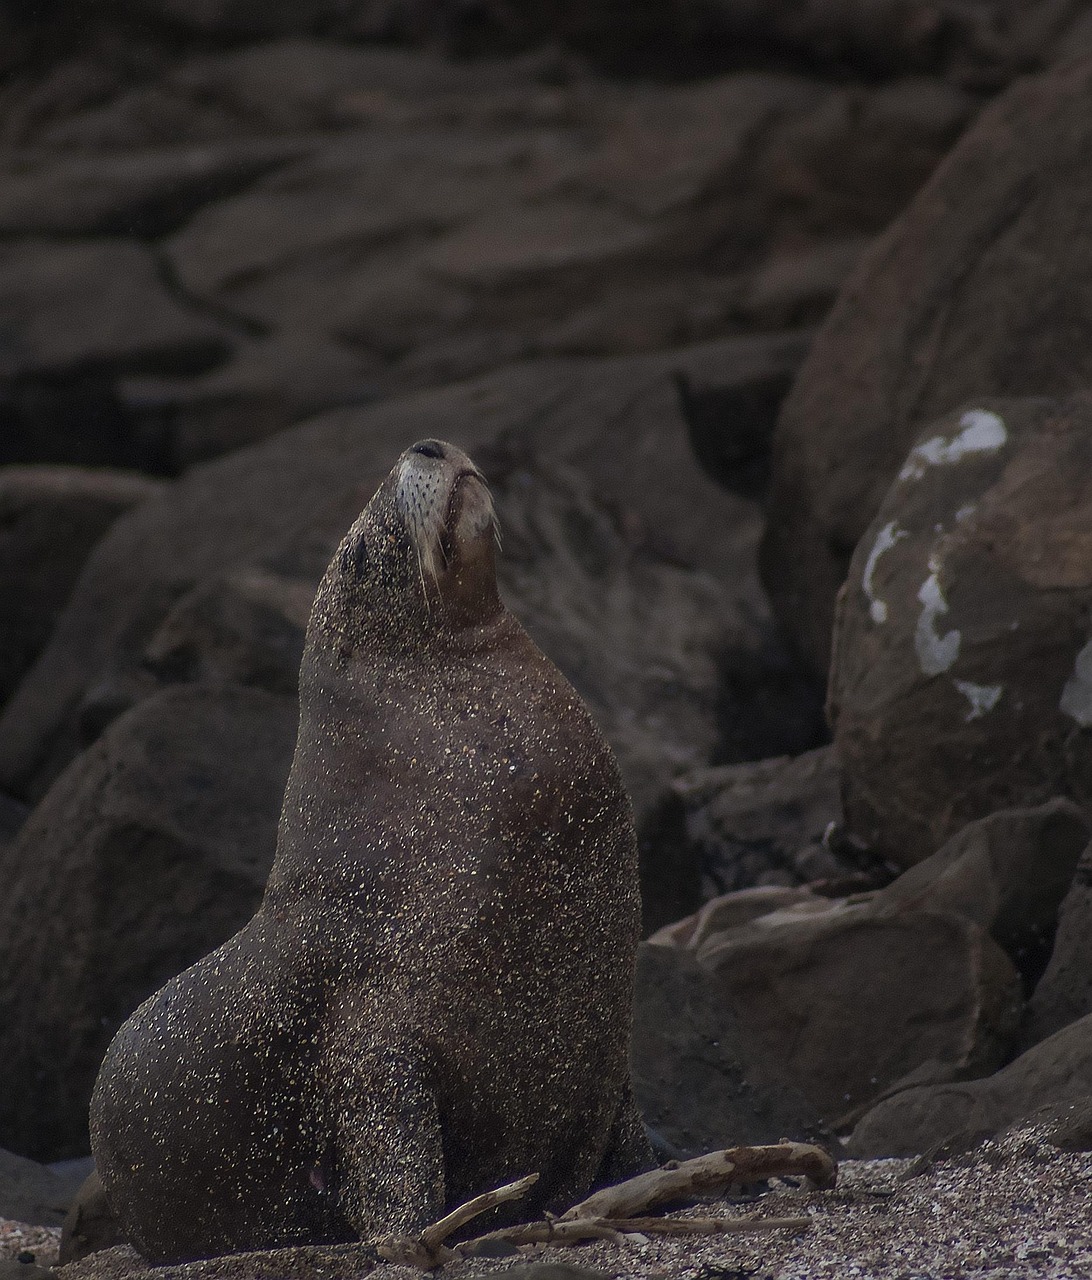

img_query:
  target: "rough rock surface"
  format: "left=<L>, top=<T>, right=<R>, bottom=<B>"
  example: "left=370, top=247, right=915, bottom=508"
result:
left=630, top=942, right=823, bottom=1155
left=0, top=34, right=975, bottom=472
left=650, top=885, right=1022, bottom=1123
left=1025, top=844, right=1092, bottom=1046
left=763, top=54, right=1092, bottom=674
left=849, top=1012, right=1092, bottom=1158
left=0, top=1148, right=73, bottom=1227
left=0, top=467, right=162, bottom=708
left=671, top=745, right=846, bottom=894
left=60, top=1173, right=123, bottom=1266
left=0, top=683, right=297, bottom=1159
left=0, top=336, right=811, bottom=830
left=0, top=240, right=229, bottom=381
left=875, top=799, right=1090, bottom=980
left=830, top=395, right=1092, bottom=864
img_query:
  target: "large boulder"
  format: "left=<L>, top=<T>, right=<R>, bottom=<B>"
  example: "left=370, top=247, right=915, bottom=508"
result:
left=0, top=337, right=810, bottom=833
left=873, top=800, right=1090, bottom=981
left=670, top=746, right=845, bottom=895
left=830, top=395, right=1092, bottom=864
left=0, top=239, right=231, bottom=381
left=630, top=943, right=823, bottom=1155
left=848, top=1012, right=1092, bottom=1158
left=0, top=466, right=162, bottom=708
left=0, top=683, right=296, bottom=1159
left=762, top=54, right=1092, bottom=675
left=0, top=1146, right=74, bottom=1226
left=649, top=877, right=1023, bottom=1124
left=1025, top=845, right=1092, bottom=1046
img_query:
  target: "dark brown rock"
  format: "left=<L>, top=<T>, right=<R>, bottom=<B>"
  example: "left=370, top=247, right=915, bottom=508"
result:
left=830, top=395, right=1092, bottom=864
left=0, top=466, right=162, bottom=708
left=118, top=332, right=381, bottom=470
left=848, top=1011, right=1092, bottom=1158
left=0, top=683, right=297, bottom=1159
left=60, top=1172, right=123, bottom=1265
left=0, top=140, right=307, bottom=238
left=1025, top=845, right=1092, bottom=1046
left=671, top=746, right=845, bottom=895
left=0, top=240, right=231, bottom=380
left=654, top=889, right=1022, bottom=1123
left=0, top=1145, right=72, bottom=1226
left=763, top=56, right=1092, bottom=675
left=0, top=338, right=808, bottom=832
left=631, top=942, right=823, bottom=1154
left=875, top=800, right=1090, bottom=978
left=737, top=237, right=870, bottom=330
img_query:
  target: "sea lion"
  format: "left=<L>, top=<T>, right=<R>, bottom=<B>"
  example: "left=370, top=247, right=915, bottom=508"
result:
left=90, top=439, right=653, bottom=1263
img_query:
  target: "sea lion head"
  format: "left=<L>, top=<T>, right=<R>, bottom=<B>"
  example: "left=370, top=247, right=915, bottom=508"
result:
left=313, top=439, right=503, bottom=652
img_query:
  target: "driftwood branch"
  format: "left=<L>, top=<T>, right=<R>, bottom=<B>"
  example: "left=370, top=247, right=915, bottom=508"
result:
left=459, top=1212, right=812, bottom=1252
left=419, top=1172, right=539, bottom=1251
left=372, top=1141, right=835, bottom=1269
left=563, top=1142, right=836, bottom=1221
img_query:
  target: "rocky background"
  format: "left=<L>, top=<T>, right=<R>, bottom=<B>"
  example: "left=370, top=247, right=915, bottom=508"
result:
left=7, top=0, right=1092, bottom=1270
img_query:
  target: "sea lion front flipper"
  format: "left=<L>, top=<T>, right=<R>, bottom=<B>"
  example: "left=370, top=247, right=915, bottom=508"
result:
left=328, top=1040, right=446, bottom=1238
left=593, top=1086, right=659, bottom=1185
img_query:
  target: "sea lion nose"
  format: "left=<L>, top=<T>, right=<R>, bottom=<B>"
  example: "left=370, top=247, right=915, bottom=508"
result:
left=411, top=440, right=445, bottom=460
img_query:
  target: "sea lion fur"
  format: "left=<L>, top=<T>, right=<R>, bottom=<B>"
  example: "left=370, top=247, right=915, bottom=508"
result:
left=89, top=439, right=653, bottom=1263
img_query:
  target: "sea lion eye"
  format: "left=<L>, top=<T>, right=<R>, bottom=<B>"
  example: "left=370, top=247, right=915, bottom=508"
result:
left=411, top=441, right=445, bottom=460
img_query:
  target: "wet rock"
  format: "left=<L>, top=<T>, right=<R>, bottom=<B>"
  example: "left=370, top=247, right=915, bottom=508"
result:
left=60, top=1172, right=123, bottom=1265
left=830, top=395, right=1092, bottom=864
left=631, top=942, right=823, bottom=1153
left=0, top=1145, right=73, bottom=1226
left=671, top=746, right=845, bottom=894
left=0, top=139, right=307, bottom=237
left=653, top=888, right=1022, bottom=1124
left=0, top=239, right=231, bottom=380
left=0, top=466, right=162, bottom=707
left=0, top=683, right=297, bottom=1158
left=763, top=56, right=1092, bottom=673
left=1025, top=844, right=1092, bottom=1046
left=848, top=1011, right=1092, bottom=1158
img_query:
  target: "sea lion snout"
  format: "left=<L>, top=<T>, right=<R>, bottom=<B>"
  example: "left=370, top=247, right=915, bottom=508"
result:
left=396, top=440, right=496, bottom=587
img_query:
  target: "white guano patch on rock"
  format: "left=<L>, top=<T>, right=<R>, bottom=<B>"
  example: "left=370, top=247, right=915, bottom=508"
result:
left=1061, top=640, right=1092, bottom=727
left=898, top=409, right=1008, bottom=482
left=954, top=680, right=1002, bottom=721
left=862, top=521, right=908, bottom=624
left=915, top=556, right=961, bottom=676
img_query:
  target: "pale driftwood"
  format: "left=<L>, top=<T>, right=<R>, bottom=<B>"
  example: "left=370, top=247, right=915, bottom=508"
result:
left=419, top=1172, right=539, bottom=1251
left=457, top=1212, right=812, bottom=1253
left=562, top=1142, right=837, bottom=1221
left=371, top=1142, right=835, bottom=1269
left=375, top=1172, right=540, bottom=1267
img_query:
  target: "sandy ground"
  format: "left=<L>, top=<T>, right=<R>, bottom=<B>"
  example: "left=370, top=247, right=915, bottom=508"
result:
left=9, top=1129, right=1092, bottom=1278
